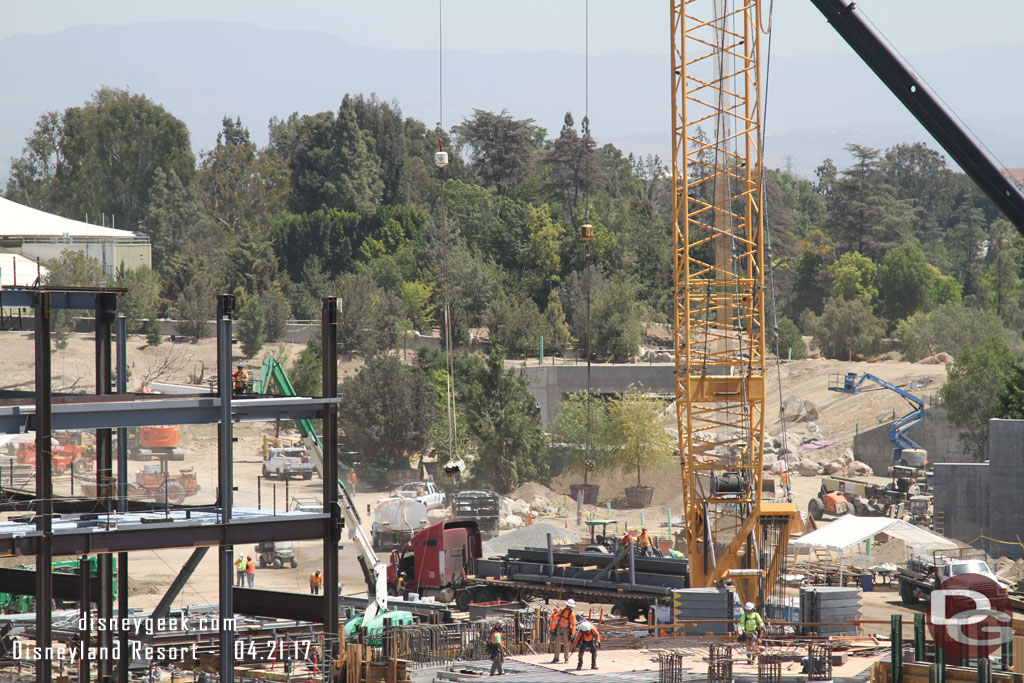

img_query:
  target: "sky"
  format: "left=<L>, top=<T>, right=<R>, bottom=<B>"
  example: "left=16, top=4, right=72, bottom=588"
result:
left=4, top=1, right=1023, bottom=59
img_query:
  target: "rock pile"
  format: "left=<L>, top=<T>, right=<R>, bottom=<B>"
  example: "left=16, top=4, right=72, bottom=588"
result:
left=498, top=494, right=566, bottom=530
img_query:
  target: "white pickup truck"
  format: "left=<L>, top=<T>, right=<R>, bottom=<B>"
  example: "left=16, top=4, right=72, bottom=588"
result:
left=390, top=480, right=447, bottom=511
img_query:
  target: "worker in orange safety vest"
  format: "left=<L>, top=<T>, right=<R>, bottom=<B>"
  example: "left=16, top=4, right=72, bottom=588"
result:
left=572, top=620, right=601, bottom=671
left=310, top=569, right=323, bottom=594
left=245, top=555, right=256, bottom=588
left=232, top=362, right=250, bottom=393
left=548, top=599, right=577, bottom=663
left=620, top=530, right=635, bottom=551
left=637, top=528, right=653, bottom=556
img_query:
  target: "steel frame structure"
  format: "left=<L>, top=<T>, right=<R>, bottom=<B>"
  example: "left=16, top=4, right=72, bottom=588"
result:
left=671, top=0, right=796, bottom=603
left=0, top=287, right=343, bottom=683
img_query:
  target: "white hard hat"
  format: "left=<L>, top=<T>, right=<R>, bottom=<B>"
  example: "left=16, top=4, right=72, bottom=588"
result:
left=579, top=620, right=592, bottom=631
left=745, top=602, right=755, bottom=611
left=565, top=599, right=575, bottom=607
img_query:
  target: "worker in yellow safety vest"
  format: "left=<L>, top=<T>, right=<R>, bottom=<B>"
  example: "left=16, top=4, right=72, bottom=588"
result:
left=737, top=601, right=765, bottom=664
left=548, top=599, right=577, bottom=663
left=235, top=553, right=246, bottom=586
left=488, top=625, right=505, bottom=676
left=310, top=570, right=323, bottom=595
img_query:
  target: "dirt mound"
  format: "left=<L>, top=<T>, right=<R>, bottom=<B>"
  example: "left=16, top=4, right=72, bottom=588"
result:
left=548, top=458, right=685, bottom=509
left=510, top=482, right=556, bottom=501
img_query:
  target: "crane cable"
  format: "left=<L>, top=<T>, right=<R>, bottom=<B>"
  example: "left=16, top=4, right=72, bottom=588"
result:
left=756, top=0, right=794, bottom=503
left=437, top=0, right=460, bottom=473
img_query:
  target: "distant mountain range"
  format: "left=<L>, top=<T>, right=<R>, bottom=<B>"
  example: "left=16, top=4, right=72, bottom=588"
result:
left=0, top=21, right=1021, bottom=183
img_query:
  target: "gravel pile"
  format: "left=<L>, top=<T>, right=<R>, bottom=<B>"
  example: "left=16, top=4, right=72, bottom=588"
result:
left=482, top=523, right=581, bottom=557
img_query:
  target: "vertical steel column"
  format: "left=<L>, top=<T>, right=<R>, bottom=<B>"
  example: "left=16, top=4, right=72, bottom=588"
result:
left=216, top=294, right=235, bottom=683
left=914, top=613, right=925, bottom=662
left=34, top=291, right=53, bottom=683
left=891, top=614, right=903, bottom=683
left=79, top=555, right=91, bottom=683
left=321, top=297, right=340, bottom=662
left=115, top=313, right=129, bottom=683
left=94, top=293, right=115, bottom=682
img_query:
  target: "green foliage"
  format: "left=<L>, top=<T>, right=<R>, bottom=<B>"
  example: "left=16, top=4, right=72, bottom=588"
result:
left=542, top=291, right=571, bottom=354
left=453, top=109, right=542, bottom=194
left=940, top=336, right=1018, bottom=461
left=592, top=277, right=645, bottom=360
left=143, top=167, right=219, bottom=278
left=485, top=295, right=543, bottom=357
left=332, top=272, right=403, bottom=355
left=340, top=357, right=438, bottom=469
left=550, top=392, right=610, bottom=474
left=7, top=87, right=195, bottom=231
left=804, top=297, right=885, bottom=360
left=399, top=281, right=435, bottom=332
left=289, top=333, right=322, bottom=397
left=236, top=290, right=266, bottom=358
left=261, top=283, right=291, bottom=342
left=116, top=265, right=161, bottom=338
left=996, top=359, right=1024, bottom=421
left=876, top=243, right=936, bottom=323
left=43, top=250, right=110, bottom=348
left=464, top=349, right=547, bottom=494
left=175, top=279, right=213, bottom=342
left=774, top=317, right=807, bottom=360
left=197, top=117, right=288, bottom=236
left=606, top=387, right=673, bottom=488
left=829, top=251, right=877, bottom=303
left=285, top=99, right=384, bottom=214
left=895, top=301, right=1018, bottom=362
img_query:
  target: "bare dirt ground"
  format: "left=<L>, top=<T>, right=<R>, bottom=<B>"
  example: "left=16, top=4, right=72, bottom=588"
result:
left=0, top=331, right=948, bottom=625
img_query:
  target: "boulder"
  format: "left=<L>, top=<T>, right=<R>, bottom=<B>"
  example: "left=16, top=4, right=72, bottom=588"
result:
left=844, top=448, right=855, bottom=464
left=823, top=462, right=845, bottom=475
left=771, top=459, right=787, bottom=475
left=778, top=433, right=803, bottom=456
left=500, top=514, right=525, bottom=530
left=499, top=498, right=513, bottom=516
left=531, top=495, right=552, bottom=514
left=851, top=461, right=874, bottom=476
left=513, top=498, right=531, bottom=516
left=762, top=453, right=778, bottom=470
left=797, top=459, right=821, bottom=476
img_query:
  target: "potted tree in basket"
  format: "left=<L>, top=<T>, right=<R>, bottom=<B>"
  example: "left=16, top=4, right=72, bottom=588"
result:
left=551, top=392, right=608, bottom=505
left=607, top=387, right=673, bottom=508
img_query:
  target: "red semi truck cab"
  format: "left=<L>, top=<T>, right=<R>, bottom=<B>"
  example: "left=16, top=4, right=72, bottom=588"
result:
left=388, top=519, right=482, bottom=602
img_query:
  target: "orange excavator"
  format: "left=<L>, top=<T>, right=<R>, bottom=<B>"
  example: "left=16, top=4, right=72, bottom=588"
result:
left=126, top=384, right=185, bottom=461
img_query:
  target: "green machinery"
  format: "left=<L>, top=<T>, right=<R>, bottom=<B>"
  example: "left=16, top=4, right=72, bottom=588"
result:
left=0, top=556, right=116, bottom=613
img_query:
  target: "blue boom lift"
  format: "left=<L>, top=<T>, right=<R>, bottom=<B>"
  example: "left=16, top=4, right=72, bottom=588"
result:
left=828, top=372, right=927, bottom=470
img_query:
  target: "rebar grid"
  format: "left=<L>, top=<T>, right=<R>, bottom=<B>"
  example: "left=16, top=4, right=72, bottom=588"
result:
left=707, top=644, right=734, bottom=683
left=807, top=642, right=834, bottom=682
left=757, top=653, right=782, bottom=683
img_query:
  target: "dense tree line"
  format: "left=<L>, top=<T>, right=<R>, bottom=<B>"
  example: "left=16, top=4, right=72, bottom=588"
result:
left=11, top=87, right=1024, bottom=473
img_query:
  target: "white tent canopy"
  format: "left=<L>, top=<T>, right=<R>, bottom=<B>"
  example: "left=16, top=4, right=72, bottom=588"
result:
left=792, top=514, right=956, bottom=553
left=0, top=196, right=138, bottom=239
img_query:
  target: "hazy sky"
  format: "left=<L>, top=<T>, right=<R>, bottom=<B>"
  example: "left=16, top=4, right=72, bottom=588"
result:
left=4, top=1, right=1023, bottom=58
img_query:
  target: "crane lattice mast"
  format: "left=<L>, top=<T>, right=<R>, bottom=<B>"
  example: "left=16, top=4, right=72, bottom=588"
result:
left=671, top=0, right=797, bottom=606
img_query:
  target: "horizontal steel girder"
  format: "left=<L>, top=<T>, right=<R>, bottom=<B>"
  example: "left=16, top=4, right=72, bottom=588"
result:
left=232, top=587, right=324, bottom=623
left=0, top=513, right=331, bottom=558
left=0, top=395, right=340, bottom=432
left=0, top=289, right=121, bottom=311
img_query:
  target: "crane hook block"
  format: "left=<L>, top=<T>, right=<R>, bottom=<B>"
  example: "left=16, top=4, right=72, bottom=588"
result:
left=435, top=151, right=449, bottom=169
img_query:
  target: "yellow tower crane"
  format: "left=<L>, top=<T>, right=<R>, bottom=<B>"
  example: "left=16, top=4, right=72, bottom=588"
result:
left=670, top=0, right=798, bottom=608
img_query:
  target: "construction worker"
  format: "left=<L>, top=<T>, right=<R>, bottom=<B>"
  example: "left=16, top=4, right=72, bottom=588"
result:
left=738, top=601, right=765, bottom=664
left=488, top=625, right=505, bottom=676
left=232, top=362, right=250, bottom=393
left=245, top=554, right=256, bottom=588
left=668, top=548, right=685, bottom=560
left=310, top=569, right=323, bottom=595
left=394, top=572, right=407, bottom=599
left=347, top=468, right=358, bottom=495
left=638, top=527, right=652, bottom=556
left=235, top=553, right=246, bottom=586
left=573, top=619, right=600, bottom=671
left=548, top=598, right=576, bottom=663
left=620, top=529, right=635, bottom=552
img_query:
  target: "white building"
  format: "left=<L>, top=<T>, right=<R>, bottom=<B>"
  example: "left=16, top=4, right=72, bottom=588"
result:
left=0, top=197, right=152, bottom=285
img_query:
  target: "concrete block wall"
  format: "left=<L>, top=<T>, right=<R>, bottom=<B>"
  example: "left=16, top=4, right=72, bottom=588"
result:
left=932, top=462, right=989, bottom=551
left=852, top=406, right=965, bottom=475
left=931, top=420, right=1024, bottom=560
left=985, top=420, right=1024, bottom=560
left=522, top=364, right=676, bottom=427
